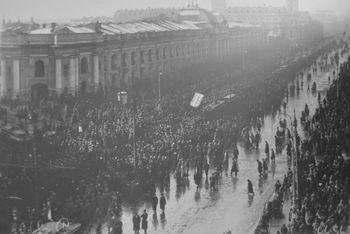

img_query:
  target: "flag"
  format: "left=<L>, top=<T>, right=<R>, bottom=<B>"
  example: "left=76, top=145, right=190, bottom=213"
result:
left=190, top=93, right=204, bottom=108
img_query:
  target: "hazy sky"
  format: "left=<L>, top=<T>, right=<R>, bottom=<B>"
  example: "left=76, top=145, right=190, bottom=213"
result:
left=0, top=0, right=349, bottom=21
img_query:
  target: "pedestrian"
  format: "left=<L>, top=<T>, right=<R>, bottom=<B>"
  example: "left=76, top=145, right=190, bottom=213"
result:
left=247, top=179, right=254, bottom=196
left=233, top=146, right=239, bottom=160
left=271, top=149, right=275, bottom=164
left=152, top=194, right=158, bottom=213
left=204, top=162, right=210, bottom=178
left=263, top=159, right=268, bottom=175
left=281, top=224, right=288, bottom=234
left=231, top=158, right=238, bottom=176
left=160, top=193, right=166, bottom=214
left=194, top=171, right=201, bottom=189
left=132, top=212, right=141, bottom=234
left=141, top=210, right=148, bottom=234
left=275, top=180, right=281, bottom=192
left=257, top=160, right=263, bottom=176
left=265, top=141, right=269, bottom=158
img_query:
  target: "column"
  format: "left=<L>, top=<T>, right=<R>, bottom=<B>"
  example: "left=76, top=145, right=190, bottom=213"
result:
left=75, top=57, right=79, bottom=90
left=0, top=60, right=6, bottom=97
left=70, top=57, right=76, bottom=93
left=93, top=55, right=99, bottom=85
left=13, top=60, right=20, bottom=98
left=55, top=59, right=62, bottom=94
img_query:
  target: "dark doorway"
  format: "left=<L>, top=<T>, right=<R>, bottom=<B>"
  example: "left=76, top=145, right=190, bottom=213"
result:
left=79, top=81, right=87, bottom=97
left=31, top=83, right=48, bottom=103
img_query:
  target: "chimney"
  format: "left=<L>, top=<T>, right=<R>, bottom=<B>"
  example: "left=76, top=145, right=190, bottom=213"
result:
left=50, top=22, right=57, bottom=33
left=95, top=20, right=101, bottom=33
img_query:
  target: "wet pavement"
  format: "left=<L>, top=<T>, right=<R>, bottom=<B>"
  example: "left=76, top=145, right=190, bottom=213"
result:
left=96, top=50, right=346, bottom=234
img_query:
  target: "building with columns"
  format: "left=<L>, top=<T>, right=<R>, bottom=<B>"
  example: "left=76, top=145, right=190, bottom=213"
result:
left=0, top=7, right=269, bottom=100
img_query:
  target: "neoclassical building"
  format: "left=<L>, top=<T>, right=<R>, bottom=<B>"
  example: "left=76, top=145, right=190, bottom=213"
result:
left=0, top=7, right=269, bottom=100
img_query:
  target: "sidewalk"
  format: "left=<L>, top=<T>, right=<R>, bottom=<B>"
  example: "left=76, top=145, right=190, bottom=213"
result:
left=269, top=193, right=292, bottom=234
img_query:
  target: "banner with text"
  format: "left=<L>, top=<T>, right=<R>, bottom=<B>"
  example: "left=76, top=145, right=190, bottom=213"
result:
left=190, top=93, right=204, bottom=108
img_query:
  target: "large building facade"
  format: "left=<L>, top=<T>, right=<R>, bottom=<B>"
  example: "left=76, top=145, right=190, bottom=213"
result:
left=0, top=8, right=269, bottom=100
left=222, top=0, right=322, bottom=43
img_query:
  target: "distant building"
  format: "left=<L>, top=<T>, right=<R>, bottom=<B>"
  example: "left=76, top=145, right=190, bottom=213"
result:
left=223, top=6, right=286, bottom=36
left=211, top=0, right=227, bottom=13
left=0, top=7, right=268, bottom=100
left=113, top=8, right=179, bottom=23
left=311, top=11, right=349, bottom=37
left=222, top=0, right=322, bottom=43
left=286, top=0, right=299, bottom=13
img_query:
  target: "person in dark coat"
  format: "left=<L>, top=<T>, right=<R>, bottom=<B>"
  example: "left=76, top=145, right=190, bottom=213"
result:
left=247, top=179, right=254, bottom=196
left=257, top=160, right=263, bottom=176
left=264, top=141, right=269, bottom=158
left=271, top=149, right=276, bottom=163
left=132, top=212, right=141, bottom=234
left=263, top=159, right=268, bottom=175
left=152, top=194, right=158, bottom=212
left=160, top=194, right=166, bottom=213
left=204, top=162, right=210, bottom=178
left=141, top=209, right=148, bottom=233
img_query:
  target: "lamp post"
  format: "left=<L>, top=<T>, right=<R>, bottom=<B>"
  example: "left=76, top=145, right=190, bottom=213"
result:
left=132, top=96, right=137, bottom=168
left=158, top=71, right=162, bottom=102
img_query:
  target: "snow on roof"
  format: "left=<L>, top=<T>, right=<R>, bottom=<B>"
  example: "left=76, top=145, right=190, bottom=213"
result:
left=29, top=27, right=52, bottom=34
left=64, top=26, right=95, bottom=33
left=101, top=20, right=199, bottom=35
left=180, top=9, right=201, bottom=16
left=228, top=21, right=260, bottom=28
left=2, top=19, right=200, bottom=37
left=29, top=26, right=95, bottom=34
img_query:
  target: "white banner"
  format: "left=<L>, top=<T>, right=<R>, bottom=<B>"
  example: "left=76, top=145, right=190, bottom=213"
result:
left=190, top=93, right=204, bottom=108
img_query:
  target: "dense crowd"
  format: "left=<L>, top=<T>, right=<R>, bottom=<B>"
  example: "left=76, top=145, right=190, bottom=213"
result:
left=290, top=52, right=350, bottom=233
left=0, top=38, right=346, bottom=233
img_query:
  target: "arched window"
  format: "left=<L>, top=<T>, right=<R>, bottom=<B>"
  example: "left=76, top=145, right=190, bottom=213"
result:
left=104, top=56, right=107, bottom=71
left=122, top=53, right=127, bottom=67
left=163, top=47, right=167, bottom=59
left=111, top=54, right=117, bottom=70
left=35, top=60, right=45, bottom=77
left=81, top=57, right=88, bottom=74
left=148, top=49, right=152, bottom=62
left=156, top=49, right=160, bottom=60
left=140, top=51, right=144, bottom=64
left=63, top=64, right=69, bottom=78
left=169, top=47, right=173, bottom=58
left=131, top=52, right=136, bottom=66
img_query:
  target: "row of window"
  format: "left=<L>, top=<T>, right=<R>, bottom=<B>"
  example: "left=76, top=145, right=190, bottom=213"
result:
left=32, top=35, right=263, bottom=78
left=110, top=43, right=210, bottom=69
left=34, top=58, right=89, bottom=78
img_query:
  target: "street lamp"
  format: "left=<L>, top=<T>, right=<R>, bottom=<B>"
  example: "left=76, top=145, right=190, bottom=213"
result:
left=158, top=71, right=162, bottom=102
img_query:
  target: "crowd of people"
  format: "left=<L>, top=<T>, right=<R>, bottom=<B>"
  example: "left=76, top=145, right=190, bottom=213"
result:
left=0, top=38, right=347, bottom=233
left=289, top=48, right=350, bottom=233
left=253, top=38, right=350, bottom=234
